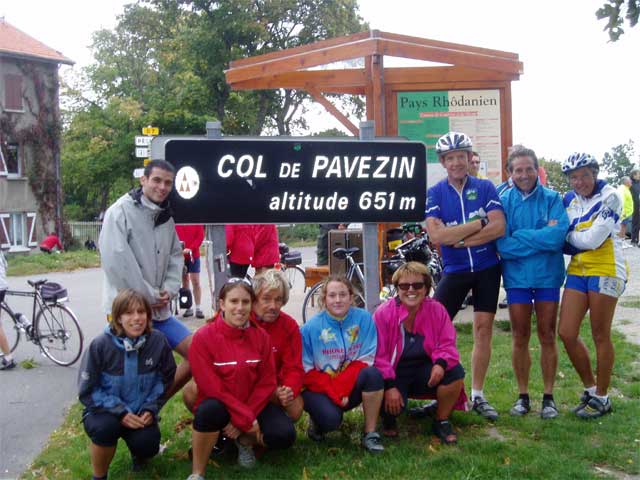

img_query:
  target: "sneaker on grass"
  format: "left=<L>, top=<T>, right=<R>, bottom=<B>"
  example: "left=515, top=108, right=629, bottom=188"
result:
left=572, top=391, right=591, bottom=413
left=540, top=398, right=559, bottom=420
left=361, top=432, right=384, bottom=453
left=183, top=308, right=194, bottom=318
left=196, top=308, right=205, bottom=319
left=576, top=396, right=612, bottom=419
left=472, top=397, right=499, bottom=421
left=235, top=439, right=256, bottom=468
left=509, top=398, right=530, bottom=417
left=307, top=419, right=325, bottom=442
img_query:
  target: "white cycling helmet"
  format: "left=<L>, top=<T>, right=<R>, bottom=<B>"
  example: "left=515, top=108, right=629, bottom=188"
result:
left=562, top=152, right=599, bottom=174
left=435, top=131, right=473, bottom=156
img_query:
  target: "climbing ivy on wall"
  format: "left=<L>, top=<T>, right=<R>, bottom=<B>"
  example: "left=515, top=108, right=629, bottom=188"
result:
left=0, top=60, right=68, bottom=243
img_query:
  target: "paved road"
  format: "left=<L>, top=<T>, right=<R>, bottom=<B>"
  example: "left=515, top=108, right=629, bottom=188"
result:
left=0, top=246, right=315, bottom=479
left=1, top=243, right=638, bottom=478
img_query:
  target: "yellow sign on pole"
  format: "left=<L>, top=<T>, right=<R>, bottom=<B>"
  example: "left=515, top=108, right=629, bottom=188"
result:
left=142, top=126, right=159, bottom=136
left=143, top=158, right=151, bottom=166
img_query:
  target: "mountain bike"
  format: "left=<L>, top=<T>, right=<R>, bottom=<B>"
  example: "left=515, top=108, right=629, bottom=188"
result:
left=0, top=279, right=83, bottom=366
left=302, top=247, right=365, bottom=323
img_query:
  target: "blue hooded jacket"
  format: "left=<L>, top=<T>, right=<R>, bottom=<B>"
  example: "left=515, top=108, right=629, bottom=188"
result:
left=496, top=180, right=569, bottom=289
left=78, top=326, right=176, bottom=418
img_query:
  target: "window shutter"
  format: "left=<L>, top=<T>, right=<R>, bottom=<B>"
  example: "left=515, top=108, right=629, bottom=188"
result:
left=4, top=74, right=23, bottom=111
left=0, top=214, right=11, bottom=249
left=26, top=212, right=37, bottom=246
left=0, top=144, right=7, bottom=175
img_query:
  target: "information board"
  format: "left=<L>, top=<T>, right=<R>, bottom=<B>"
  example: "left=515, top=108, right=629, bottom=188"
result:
left=397, top=89, right=502, bottom=185
left=165, top=138, right=426, bottom=224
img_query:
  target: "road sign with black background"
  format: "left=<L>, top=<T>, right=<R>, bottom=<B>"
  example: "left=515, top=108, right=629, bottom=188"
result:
left=166, top=138, right=426, bottom=224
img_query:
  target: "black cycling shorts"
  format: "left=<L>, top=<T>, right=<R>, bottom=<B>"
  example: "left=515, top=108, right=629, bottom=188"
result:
left=434, top=263, right=501, bottom=320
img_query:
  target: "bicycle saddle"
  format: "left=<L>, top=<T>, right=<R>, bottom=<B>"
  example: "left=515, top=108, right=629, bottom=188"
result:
left=332, top=247, right=360, bottom=259
left=27, top=279, right=48, bottom=287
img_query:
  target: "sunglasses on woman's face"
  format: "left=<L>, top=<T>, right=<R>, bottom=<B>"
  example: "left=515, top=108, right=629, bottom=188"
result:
left=397, top=282, right=426, bottom=291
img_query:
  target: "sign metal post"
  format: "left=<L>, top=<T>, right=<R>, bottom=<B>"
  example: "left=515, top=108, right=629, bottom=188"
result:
left=359, top=121, right=380, bottom=312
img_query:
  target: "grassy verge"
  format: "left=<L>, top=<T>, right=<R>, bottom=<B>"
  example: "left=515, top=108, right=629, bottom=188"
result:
left=24, top=321, right=640, bottom=479
left=6, top=250, right=100, bottom=277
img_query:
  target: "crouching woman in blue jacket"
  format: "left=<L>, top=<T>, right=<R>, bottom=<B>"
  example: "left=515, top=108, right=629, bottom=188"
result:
left=78, top=289, right=176, bottom=480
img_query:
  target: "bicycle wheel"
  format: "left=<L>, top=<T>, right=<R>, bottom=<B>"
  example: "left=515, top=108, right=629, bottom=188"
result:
left=35, top=303, right=83, bottom=366
left=302, top=282, right=323, bottom=324
left=0, top=303, right=20, bottom=354
left=283, top=265, right=306, bottom=291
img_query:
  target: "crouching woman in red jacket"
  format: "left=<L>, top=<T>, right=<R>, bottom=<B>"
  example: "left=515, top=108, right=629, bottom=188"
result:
left=188, top=278, right=295, bottom=479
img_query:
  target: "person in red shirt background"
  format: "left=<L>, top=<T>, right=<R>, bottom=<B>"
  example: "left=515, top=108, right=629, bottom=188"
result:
left=176, top=225, right=205, bottom=318
left=252, top=225, right=280, bottom=275
left=39, top=232, right=63, bottom=254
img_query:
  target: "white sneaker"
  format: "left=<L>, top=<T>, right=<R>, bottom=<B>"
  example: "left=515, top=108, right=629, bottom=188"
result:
left=235, top=440, right=256, bottom=468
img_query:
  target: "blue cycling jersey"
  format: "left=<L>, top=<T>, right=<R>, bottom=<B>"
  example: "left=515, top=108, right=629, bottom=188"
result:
left=425, top=175, right=503, bottom=273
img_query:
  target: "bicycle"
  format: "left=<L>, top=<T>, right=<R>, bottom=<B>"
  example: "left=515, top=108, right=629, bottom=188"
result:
left=380, top=232, right=443, bottom=300
left=0, top=279, right=83, bottom=366
left=302, top=247, right=365, bottom=323
left=275, top=243, right=306, bottom=291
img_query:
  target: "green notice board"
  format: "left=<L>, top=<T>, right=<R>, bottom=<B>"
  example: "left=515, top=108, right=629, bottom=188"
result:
left=397, top=90, right=502, bottom=183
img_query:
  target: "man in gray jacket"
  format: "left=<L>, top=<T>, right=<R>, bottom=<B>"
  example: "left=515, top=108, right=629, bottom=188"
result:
left=99, top=159, right=191, bottom=397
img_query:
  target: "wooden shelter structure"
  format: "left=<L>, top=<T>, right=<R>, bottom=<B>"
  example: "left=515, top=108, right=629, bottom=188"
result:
left=225, top=29, right=523, bottom=171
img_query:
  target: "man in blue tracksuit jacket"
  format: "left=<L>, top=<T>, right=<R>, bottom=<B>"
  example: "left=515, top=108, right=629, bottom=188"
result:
left=496, top=146, right=568, bottom=420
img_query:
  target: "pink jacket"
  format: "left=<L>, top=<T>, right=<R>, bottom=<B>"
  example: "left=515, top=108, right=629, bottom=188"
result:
left=373, top=297, right=467, bottom=410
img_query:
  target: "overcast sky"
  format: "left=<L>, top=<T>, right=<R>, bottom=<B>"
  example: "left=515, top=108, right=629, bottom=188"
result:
left=2, top=0, right=638, bottom=163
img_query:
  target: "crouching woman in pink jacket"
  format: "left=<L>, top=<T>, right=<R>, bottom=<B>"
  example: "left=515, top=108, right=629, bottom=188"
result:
left=373, top=262, right=466, bottom=445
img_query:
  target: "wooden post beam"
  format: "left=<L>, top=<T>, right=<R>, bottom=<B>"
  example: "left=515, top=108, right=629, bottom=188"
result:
left=307, top=87, right=359, bottom=136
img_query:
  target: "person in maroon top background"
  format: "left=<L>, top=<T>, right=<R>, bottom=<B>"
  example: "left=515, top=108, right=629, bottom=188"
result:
left=39, top=232, right=63, bottom=254
left=175, top=225, right=205, bottom=318
left=187, top=278, right=295, bottom=476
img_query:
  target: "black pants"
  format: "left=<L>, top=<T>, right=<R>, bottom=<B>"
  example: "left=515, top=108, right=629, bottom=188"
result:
left=631, top=202, right=639, bottom=243
left=193, top=398, right=295, bottom=450
left=229, top=262, right=250, bottom=278
left=434, top=264, right=501, bottom=320
left=302, top=366, right=383, bottom=434
left=381, top=362, right=465, bottom=424
left=83, top=412, right=160, bottom=459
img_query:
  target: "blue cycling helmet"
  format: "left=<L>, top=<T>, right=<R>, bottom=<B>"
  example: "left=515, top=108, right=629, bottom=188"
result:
left=562, top=152, right=599, bottom=174
left=435, top=132, right=473, bottom=156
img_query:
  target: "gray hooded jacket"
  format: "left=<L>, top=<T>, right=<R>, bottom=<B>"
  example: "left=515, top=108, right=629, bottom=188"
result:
left=99, top=188, right=182, bottom=320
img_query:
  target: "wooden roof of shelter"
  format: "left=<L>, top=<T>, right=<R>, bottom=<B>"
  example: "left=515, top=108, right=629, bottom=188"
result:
left=225, top=30, right=522, bottom=136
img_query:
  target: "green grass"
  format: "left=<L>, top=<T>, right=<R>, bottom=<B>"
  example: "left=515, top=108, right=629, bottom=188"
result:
left=6, top=250, right=100, bottom=277
left=619, top=296, right=640, bottom=309
left=23, top=322, right=640, bottom=479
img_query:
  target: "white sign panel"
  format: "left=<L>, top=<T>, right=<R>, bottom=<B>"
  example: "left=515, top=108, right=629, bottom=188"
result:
left=135, top=136, right=152, bottom=147
left=135, top=147, right=149, bottom=158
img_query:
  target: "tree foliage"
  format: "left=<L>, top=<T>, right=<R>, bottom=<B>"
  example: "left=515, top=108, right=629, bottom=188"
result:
left=539, top=158, right=569, bottom=195
left=601, top=140, right=636, bottom=185
left=597, top=0, right=639, bottom=41
left=62, top=0, right=366, bottom=219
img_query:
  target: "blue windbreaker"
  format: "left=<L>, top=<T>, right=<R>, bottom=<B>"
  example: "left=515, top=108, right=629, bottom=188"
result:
left=300, top=307, right=377, bottom=375
left=78, top=327, right=176, bottom=418
left=496, top=181, right=568, bottom=289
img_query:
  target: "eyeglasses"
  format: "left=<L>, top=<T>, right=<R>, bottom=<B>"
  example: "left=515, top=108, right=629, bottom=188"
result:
left=226, top=277, right=252, bottom=287
left=397, top=282, right=426, bottom=291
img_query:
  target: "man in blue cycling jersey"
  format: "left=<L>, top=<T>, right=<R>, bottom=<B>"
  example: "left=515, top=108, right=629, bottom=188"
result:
left=425, top=132, right=505, bottom=421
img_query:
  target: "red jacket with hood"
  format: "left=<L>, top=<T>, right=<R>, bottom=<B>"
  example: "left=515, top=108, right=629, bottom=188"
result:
left=189, top=314, right=276, bottom=431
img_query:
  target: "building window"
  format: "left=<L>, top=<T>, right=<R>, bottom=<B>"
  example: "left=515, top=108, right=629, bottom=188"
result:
left=9, top=213, right=25, bottom=248
left=3, top=74, right=24, bottom=111
left=3, top=143, right=20, bottom=176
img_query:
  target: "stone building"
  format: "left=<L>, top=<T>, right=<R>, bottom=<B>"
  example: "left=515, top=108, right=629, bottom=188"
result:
left=0, top=18, right=72, bottom=252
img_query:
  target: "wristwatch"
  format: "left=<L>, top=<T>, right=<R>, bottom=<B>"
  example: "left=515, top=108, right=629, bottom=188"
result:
left=480, top=217, right=489, bottom=228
